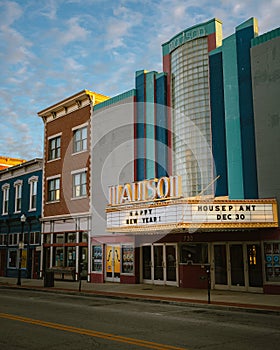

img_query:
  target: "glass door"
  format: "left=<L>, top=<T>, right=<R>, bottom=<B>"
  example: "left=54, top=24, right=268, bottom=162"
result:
left=213, top=243, right=263, bottom=291
left=229, top=244, right=245, bottom=287
left=247, top=244, right=263, bottom=288
left=106, top=245, right=120, bottom=282
left=80, top=247, right=88, bottom=280
left=166, top=244, right=177, bottom=283
left=142, top=244, right=178, bottom=286
left=214, top=244, right=227, bottom=286
left=154, top=245, right=164, bottom=283
left=142, top=245, right=152, bottom=281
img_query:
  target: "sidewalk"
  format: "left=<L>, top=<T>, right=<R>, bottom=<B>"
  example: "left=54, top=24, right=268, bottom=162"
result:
left=1, top=276, right=280, bottom=314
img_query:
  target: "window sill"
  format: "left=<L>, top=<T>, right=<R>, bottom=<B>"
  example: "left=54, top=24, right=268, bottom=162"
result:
left=72, top=149, right=88, bottom=156
left=46, top=200, right=60, bottom=204
left=47, top=158, right=61, bottom=163
left=71, top=196, right=88, bottom=201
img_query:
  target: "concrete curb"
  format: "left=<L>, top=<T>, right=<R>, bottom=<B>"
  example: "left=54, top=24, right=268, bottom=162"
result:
left=1, top=283, right=280, bottom=316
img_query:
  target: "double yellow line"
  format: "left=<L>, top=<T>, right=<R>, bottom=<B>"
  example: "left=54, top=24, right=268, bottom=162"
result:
left=0, top=312, right=186, bottom=349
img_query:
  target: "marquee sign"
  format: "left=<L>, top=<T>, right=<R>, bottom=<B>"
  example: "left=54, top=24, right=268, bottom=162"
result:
left=106, top=198, right=278, bottom=232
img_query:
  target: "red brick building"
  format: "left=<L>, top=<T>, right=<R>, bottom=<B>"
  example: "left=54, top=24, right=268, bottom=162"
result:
left=38, top=90, right=108, bottom=280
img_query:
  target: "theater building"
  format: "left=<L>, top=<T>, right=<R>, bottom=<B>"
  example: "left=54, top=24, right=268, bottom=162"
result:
left=89, top=18, right=280, bottom=294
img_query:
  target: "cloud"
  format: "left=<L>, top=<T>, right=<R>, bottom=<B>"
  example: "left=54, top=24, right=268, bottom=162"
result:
left=0, top=110, right=43, bottom=159
left=0, top=1, right=34, bottom=67
left=37, top=0, right=58, bottom=20
left=104, top=4, right=143, bottom=50
left=0, top=0, right=22, bottom=27
left=58, top=17, right=90, bottom=45
left=1, top=0, right=280, bottom=161
left=44, top=16, right=90, bottom=48
left=64, top=57, right=84, bottom=71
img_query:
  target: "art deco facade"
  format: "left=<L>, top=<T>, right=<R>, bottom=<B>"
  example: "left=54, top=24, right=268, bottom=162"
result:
left=95, top=18, right=280, bottom=294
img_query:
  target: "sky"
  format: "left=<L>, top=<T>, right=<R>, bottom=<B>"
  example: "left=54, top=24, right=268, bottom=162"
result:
left=0, top=0, right=279, bottom=160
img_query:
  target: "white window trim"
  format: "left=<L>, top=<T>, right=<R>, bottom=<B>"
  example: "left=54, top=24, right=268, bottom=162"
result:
left=71, top=168, right=88, bottom=175
left=2, top=183, right=10, bottom=215
left=47, top=175, right=61, bottom=203
left=72, top=169, right=87, bottom=200
left=28, top=176, right=39, bottom=184
left=14, top=179, right=23, bottom=187
left=72, top=149, right=88, bottom=156
left=48, top=134, right=61, bottom=162
left=46, top=174, right=61, bottom=181
left=14, top=180, right=23, bottom=213
left=72, top=122, right=88, bottom=132
left=47, top=132, right=62, bottom=140
left=72, top=125, right=88, bottom=154
left=28, top=176, right=38, bottom=211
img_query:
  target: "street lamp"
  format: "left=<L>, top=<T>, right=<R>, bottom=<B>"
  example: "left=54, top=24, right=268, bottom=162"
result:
left=17, top=214, right=26, bottom=286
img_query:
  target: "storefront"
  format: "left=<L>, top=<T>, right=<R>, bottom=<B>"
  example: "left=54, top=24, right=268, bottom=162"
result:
left=91, top=236, right=137, bottom=284
left=99, top=175, right=280, bottom=293
left=141, top=243, right=178, bottom=286
left=41, top=216, right=90, bottom=280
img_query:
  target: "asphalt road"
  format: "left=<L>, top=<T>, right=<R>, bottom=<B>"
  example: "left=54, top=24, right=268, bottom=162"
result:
left=0, top=288, right=279, bottom=349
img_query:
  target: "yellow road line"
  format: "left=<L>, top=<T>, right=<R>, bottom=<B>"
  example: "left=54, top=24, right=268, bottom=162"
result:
left=0, top=312, right=187, bottom=350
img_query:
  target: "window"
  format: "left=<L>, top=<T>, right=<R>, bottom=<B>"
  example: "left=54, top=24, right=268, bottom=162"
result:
left=14, top=180, right=23, bottom=212
left=92, top=245, right=102, bottom=272
left=48, top=177, right=60, bottom=202
left=44, top=234, right=51, bottom=244
left=54, top=247, right=64, bottom=267
left=48, top=135, right=61, bottom=160
left=66, top=232, right=76, bottom=243
left=264, top=242, right=280, bottom=282
left=122, top=246, right=134, bottom=274
left=180, top=243, right=208, bottom=264
left=73, top=126, right=87, bottom=153
left=80, top=231, right=88, bottom=243
left=72, top=171, right=87, bottom=198
left=29, top=176, right=38, bottom=210
left=8, top=249, right=18, bottom=268
left=0, top=234, right=7, bottom=246
left=9, top=233, right=18, bottom=246
left=30, top=232, right=40, bottom=245
left=2, top=184, right=9, bottom=214
left=66, top=247, right=76, bottom=267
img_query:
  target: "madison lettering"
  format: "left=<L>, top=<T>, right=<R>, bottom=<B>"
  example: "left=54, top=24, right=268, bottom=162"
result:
left=109, top=176, right=182, bottom=206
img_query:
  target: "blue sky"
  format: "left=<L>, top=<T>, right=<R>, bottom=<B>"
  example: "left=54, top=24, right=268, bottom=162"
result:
left=0, top=0, right=279, bottom=160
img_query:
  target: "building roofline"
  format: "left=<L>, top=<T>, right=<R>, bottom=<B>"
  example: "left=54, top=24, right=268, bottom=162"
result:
left=37, top=89, right=109, bottom=117
left=162, top=18, right=222, bottom=56
left=251, top=26, right=280, bottom=47
left=94, top=89, right=136, bottom=111
left=0, top=158, right=43, bottom=175
left=0, top=156, right=26, bottom=171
